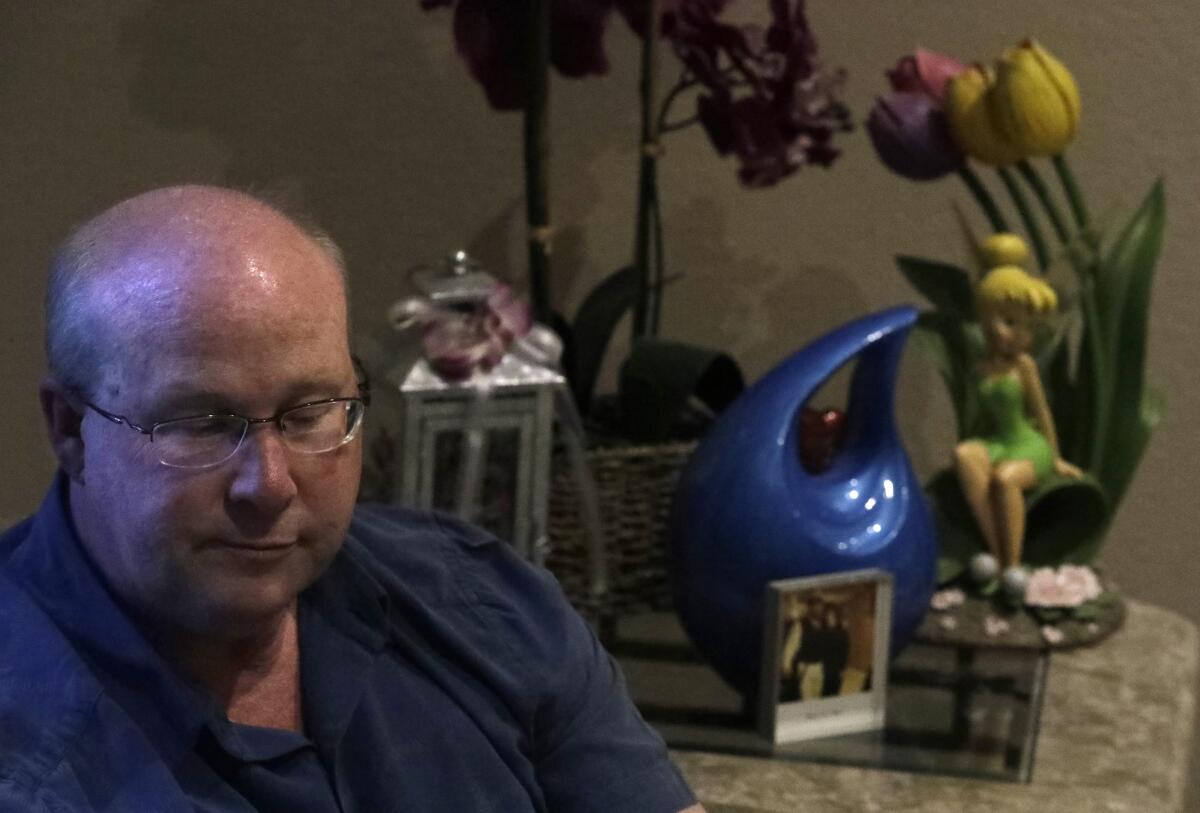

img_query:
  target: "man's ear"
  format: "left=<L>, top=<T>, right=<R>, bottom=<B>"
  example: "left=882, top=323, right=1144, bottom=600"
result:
left=40, top=378, right=86, bottom=482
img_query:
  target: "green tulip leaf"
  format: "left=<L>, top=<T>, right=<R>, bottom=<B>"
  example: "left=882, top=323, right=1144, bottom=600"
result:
left=962, top=322, right=986, bottom=363
left=896, top=256, right=975, bottom=318
left=1035, top=310, right=1080, bottom=461
left=1069, top=324, right=1099, bottom=467
left=1096, top=180, right=1165, bottom=363
left=1033, top=312, right=1072, bottom=379
left=568, top=265, right=639, bottom=412
left=1143, top=385, right=1166, bottom=429
left=1098, top=385, right=1166, bottom=512
left=951, top=201, right=991, bottom=280
left=1043, top=333, right=1077, bottom=459
left=914, top=312, right=979, bottom=439
left=1094, top=180, right=1166, bottom=505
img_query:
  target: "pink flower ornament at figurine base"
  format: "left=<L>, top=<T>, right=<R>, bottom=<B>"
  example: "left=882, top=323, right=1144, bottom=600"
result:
left=1024, top=565, right=1103, bottom=609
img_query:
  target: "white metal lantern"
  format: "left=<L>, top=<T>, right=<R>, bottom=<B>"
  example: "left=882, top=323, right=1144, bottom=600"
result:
left=389, top=251, right=565, bottom=563
left=395, top=355, right=563, bottom=562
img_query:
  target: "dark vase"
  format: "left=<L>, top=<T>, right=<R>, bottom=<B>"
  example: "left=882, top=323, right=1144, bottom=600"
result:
left=670, top=306, right=937, bottom=694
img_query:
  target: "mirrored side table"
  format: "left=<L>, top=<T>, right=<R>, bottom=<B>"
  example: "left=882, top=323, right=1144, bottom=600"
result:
left=614, top=599, right=1197, bottom=811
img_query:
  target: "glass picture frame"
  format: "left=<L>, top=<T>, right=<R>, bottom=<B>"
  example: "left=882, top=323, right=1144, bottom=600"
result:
left=758, top=569, right=893, bottom=743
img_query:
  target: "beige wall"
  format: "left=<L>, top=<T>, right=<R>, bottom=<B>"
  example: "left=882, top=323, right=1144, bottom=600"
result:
left=1, top=0, right=1196, bottom=798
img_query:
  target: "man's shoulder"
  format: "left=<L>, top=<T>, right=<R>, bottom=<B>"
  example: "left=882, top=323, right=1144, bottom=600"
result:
left=345, top=503, right=555, bottom=607
left=0, top=568, right=102, bottom=799
left=348, top=502, right=499, bottom=558
left=342, top=503, right=585, bottom=678
left=0, top=516, right=34, bottom=564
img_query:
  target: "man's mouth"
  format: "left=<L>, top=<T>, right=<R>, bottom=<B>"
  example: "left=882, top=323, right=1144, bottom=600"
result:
left=219, top=539, right=297, bottom=553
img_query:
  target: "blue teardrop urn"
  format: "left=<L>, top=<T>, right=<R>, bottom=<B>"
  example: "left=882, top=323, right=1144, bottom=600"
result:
left=670, top=306, right=937, bottom=694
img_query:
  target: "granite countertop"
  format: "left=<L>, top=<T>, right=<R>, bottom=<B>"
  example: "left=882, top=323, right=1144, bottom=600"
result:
left=671, top=599, right=1198, bottom=813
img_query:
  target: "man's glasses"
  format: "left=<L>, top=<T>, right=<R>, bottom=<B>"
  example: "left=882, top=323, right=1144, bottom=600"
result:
left=84, top=396, right=369, bottom=469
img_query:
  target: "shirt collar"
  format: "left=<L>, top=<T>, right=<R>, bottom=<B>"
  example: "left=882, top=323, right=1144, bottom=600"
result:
left=297, top=532, right=390, bottom=755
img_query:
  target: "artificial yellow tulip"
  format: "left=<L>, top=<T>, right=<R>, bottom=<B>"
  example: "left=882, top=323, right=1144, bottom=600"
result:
left=989, top=40, right=1081, bottom=156
left=945, top=65, right=1023, bottom=166
left=980, top=233, right=1031, bottom=268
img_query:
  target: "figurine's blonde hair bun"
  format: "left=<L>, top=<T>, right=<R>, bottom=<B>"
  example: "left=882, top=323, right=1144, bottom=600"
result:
left=977, top=265, right=1058, bottom=314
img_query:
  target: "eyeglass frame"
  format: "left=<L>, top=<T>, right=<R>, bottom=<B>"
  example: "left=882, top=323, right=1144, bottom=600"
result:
left=76, top=356, right=373, bottom=469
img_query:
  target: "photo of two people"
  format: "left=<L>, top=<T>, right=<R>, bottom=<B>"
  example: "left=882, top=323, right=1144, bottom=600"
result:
left=777, top=582, right=876, bottom=703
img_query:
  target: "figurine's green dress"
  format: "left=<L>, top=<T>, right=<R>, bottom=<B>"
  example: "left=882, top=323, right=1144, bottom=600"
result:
left=976, top=374, right=1052, bottom=479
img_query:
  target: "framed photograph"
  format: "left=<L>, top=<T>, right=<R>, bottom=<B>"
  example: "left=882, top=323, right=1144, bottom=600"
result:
left=757, top=569, right=893, bottom=743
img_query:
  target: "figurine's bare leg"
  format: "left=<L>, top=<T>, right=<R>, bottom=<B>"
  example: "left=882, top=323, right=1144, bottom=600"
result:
left=990, top=460, right=1037, bottom=568
left=955, top=441, right=1000, bottom=560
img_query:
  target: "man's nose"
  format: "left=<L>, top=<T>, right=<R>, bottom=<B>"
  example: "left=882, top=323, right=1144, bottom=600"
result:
left=227, top=424, right=298, bottom=515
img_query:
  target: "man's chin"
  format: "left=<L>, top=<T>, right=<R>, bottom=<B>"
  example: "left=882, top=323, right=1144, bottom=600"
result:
left=162, top=572, right=306, bottom=641
left=158, top=542, right=337, bottom=639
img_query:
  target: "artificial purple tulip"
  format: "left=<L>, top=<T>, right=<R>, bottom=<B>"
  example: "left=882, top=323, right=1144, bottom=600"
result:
left=867, top=91, right=962, bottom=181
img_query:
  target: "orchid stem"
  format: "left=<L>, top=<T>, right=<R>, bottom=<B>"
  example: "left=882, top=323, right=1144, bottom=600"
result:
left=657, top=74, right=696, bottom=134
left=956, top=166, right=1008, bottom=235
left=1016, top=160, right=1070, bottom=244
left=650, top=183, right=665, bottom=334
left=632, top=0, right=661, bottom=340
left=997, top=165, right=1049, bottom=272
left=522, top=0, right=552, bottom=324
left=1052, top=153, right=1090, bottom=229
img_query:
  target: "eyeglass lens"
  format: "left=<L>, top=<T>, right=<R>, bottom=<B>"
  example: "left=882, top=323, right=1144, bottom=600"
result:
left=152, top=400, right=364, bottom=468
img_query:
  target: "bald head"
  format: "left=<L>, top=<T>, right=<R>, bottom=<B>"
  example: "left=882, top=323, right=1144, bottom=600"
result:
left=45, top=185, right=348, bottom=398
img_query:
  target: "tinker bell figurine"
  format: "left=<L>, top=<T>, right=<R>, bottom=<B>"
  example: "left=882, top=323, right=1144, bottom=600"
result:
left=954, top=234, right=1083, bottom=579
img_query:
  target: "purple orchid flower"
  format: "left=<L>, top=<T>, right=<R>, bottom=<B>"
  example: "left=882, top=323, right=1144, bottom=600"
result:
left=675, top=0, right=851, bottom=187
left=423, top=0, right=849, bottom=182
left=425, top=0, right=617, bottom=111
left=613, top=0, right=728, bottom=39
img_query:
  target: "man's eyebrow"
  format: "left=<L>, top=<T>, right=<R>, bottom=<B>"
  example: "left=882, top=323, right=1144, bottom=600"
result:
left=147, top=390, right=241, bottom=419
left=149, top=378, right=353, bottom=417
left=278, top=378, right=360, bottom=404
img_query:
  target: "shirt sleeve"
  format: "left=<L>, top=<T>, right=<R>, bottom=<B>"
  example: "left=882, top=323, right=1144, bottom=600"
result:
left=436, top=513, right=698, bottom=813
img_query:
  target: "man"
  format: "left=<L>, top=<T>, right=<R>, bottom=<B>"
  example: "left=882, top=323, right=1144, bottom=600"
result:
left=0, top=186, right=703, bottom=812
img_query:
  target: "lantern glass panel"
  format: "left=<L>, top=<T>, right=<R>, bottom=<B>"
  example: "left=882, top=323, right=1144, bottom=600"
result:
left=429, top=425, right=523, bottom=543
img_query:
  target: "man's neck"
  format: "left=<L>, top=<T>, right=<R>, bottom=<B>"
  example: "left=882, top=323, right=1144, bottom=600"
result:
left=164, top=606, right=304, bottom=733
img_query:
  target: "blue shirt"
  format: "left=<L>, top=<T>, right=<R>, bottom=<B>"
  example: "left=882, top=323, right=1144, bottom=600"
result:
left=0, top=477, right=696, bottom=812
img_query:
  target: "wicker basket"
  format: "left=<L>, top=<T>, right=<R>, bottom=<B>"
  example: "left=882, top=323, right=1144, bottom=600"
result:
left=545, top=441, right=697, bottom=621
